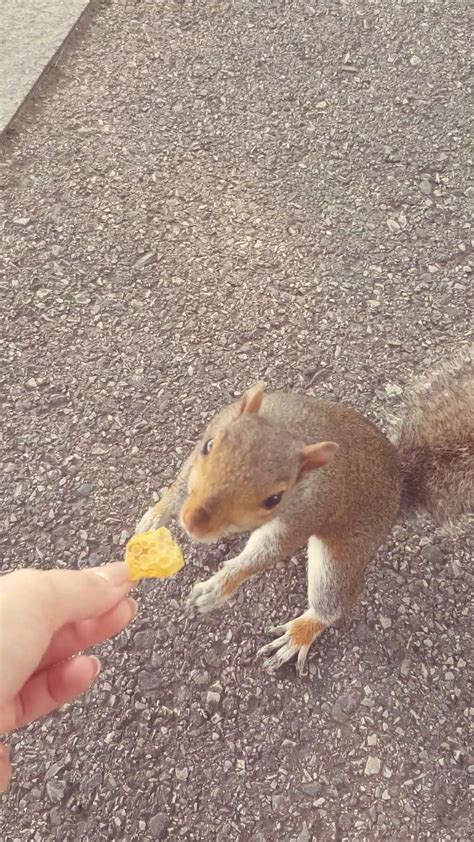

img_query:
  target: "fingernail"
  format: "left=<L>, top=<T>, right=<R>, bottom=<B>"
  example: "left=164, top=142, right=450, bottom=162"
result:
left=0, top=744, right=10, bottom=760
left=89, top=656, right=101, bottom=677
left=127, top=597, right=139, bottom=620
left=92, top=561, right=131, bottom=586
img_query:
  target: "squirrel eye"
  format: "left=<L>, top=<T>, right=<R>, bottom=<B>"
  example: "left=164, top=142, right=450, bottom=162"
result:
left=202, top=439, right=214, bottom=456
left=262, top=491, right=283, bottom=510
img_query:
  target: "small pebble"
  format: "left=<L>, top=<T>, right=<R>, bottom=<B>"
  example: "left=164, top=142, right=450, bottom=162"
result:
left=149, top=813, right=169, bottom=838
left=75, top=483, right=93, bottom=500
left=365, top=756, right=381, bottom=776
left=421, top=544, right=444, bottom=564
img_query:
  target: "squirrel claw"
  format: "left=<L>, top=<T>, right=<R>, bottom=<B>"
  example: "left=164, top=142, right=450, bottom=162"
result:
left=258, top=620, right=313, bottom=675
left=258, top=631, right=289, bottom=658
left=269, top=624, right=288, bottom=636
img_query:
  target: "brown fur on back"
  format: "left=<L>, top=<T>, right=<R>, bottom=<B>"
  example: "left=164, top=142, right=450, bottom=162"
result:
left=394, top=344, right=474, bottom=523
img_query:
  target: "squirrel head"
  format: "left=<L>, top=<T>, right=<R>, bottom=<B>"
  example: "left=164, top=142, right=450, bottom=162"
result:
left=180, top=382, right=338, bottom=541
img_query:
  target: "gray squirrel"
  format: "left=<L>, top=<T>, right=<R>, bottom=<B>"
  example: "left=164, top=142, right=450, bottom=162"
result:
left=136, top=345, right=473, bottom=673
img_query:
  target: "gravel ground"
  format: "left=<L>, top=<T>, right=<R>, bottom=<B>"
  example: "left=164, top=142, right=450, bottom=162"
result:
left=1, top=1, right=472, bottom=839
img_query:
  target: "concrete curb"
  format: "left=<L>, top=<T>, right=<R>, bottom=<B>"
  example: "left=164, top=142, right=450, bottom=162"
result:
left=0, top=0, right=94, bottom=135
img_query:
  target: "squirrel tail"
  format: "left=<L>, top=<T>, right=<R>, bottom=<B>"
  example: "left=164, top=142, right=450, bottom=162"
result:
left=393, top=344, right=474, bottom=523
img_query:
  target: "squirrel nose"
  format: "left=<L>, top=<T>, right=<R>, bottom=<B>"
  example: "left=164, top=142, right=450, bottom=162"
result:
left=181, top=501, right=213, bottom=538
left=190, top=505, right=211, bottom=529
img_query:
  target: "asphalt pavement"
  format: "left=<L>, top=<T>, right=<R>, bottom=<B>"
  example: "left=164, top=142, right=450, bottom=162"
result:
left=0, top=1, right=472, bottom=839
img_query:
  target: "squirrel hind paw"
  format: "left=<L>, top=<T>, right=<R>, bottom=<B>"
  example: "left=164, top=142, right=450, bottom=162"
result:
left=257, top=623, right=309, bottom=675
left=258, top=636, right=309, bottom=675
left=258, top=613, right=323, bottom=675
left=258, top=633, right=310, bottom=676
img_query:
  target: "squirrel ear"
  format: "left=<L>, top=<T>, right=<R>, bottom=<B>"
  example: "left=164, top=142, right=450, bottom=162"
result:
left=298, top=442, right=338, bottom=476
left=238, top=381, right=265, bottom=416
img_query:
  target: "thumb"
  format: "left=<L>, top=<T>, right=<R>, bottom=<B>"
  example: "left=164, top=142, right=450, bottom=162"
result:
left=41, top=563, right=133, bottom=629
left=2, top=562, right=133, bottom=632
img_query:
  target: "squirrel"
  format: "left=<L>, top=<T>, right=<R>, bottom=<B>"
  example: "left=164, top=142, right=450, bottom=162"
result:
left=136, top=345, right=473, bottom=674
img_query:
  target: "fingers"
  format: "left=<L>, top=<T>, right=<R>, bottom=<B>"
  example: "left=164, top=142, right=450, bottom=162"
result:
left=42, top=562, right=134, bottom=628
left=0, top=563, right=134, bottom=703
left=0, top=744, right=11, bottom=794
left=38, top=597, right=138, bottom=671
left=0, top=656, right=101, bottom=734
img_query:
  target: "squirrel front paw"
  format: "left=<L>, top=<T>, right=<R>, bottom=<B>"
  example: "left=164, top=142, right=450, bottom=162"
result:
left=186, top=572, right=229, bottom=615
left=258, top=611, right=325, bottom=675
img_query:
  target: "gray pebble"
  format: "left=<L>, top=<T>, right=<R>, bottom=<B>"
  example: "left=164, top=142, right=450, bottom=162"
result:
left=421, top=544, right=444, bottom=564
left=365, top=756, right=382, bottom=776
left=74, top=482, right=94, bottom=500
left=296, top=825, right=311, bottom=842
left=300, top=781, right=321, bottom=797
left=271, top=793, right=287, bottom=813
left=206, top=689, right=221, bottom=707
left=134, top=629, right=156, bottom=649
left=138, top=670, right=162, bottom=692
left=149, top=813, right=169, bottom=838
left=331, top=688, right=363, bottom=723
left=46, top=780, right=67, bottom=803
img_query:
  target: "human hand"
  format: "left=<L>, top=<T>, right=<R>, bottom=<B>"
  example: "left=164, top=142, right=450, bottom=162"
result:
left=0, top=562, right=136, bottom=793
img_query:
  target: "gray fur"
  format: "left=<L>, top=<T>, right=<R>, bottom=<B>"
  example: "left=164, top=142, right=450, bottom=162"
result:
left=394, top=344, right=474, bottom=523
left=136, top=347, right=473, bottom=671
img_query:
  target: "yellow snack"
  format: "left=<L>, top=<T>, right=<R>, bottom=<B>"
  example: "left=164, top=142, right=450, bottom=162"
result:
left=125, top=528, right=184, bottom=581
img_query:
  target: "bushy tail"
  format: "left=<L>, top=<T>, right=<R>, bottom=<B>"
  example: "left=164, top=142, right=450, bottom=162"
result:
left=393, top=344, right=474, bottom=523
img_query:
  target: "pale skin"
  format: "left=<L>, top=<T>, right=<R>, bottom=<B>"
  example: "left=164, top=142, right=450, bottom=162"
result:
left=0, top=562, right=136, bottom=793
